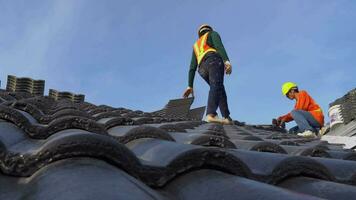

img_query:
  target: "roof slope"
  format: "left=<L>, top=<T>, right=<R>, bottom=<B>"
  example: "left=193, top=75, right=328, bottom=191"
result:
left=0, top=90, right=356, bottom=200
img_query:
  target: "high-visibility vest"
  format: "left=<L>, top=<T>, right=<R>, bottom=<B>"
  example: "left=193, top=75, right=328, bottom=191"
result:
left=193, top=32, right=217, bottom=65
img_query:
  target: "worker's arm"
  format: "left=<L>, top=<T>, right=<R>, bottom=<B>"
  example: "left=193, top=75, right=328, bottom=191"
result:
left=209, top=31, right=232, bottom=74
left=278, top=113, right=293, bottom=123
left=188, top=50, right=197, bottom=88
left=209, top=31, right=230, bottom=63
left=183, top=51, right=197, bottom=98
left=295, top=91, right=311, bottom=110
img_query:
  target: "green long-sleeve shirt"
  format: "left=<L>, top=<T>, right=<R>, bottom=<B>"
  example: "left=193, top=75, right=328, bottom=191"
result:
left=188, top=31, right=230, bottom=88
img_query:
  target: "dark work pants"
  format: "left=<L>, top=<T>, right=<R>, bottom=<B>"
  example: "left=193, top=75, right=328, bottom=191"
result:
left=198, top=53, right=230, bottom=118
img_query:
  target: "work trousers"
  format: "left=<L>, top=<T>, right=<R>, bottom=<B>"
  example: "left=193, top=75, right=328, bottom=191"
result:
left=198, top=53, right=230, bottom=118
left=289, top=110, right=321, bottom=134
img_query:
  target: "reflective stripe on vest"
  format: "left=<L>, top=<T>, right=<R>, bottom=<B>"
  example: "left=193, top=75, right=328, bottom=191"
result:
left=313, top=108, right=322, bottom=113
left=193, top=32, right=217, bottom=65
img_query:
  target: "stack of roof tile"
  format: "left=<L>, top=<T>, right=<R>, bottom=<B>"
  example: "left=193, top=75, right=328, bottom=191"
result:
left=152, top=97, right=206, bottom=120
left=1, top=88, right=356, bottom=200
left=6, top=75, right=45, bottom=96
left=49, top=89, right=85, bottom=103
left=322, top=88, right=356, bottom=148
left=329, top=88, right=356, bottom=125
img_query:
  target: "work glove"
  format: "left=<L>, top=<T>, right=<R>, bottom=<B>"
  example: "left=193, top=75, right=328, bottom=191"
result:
left=224, top=61, right=232, bottom=75
left=183, top=87, right=194, bottom=98
left=272, top=118, right=279, bottom=126
left=273, top=118, right=286, bottom=128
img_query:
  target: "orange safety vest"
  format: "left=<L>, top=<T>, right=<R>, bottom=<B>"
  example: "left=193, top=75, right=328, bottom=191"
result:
left=193, top=32, right=217, bottom=65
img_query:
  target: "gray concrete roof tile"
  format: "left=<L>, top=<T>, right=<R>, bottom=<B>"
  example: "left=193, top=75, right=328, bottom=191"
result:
left=1, top=89, right=356, bottom=199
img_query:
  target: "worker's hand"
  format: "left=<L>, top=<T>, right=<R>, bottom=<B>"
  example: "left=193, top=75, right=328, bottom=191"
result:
left=224, top=61, right=232, bottom=75
left=276, top=118, right=286, bottom=128
left=183, top=87, right=194, bottom=98
left=272, top=118, right=278, bottom=126
left=273, top=118, right=285, bottom=127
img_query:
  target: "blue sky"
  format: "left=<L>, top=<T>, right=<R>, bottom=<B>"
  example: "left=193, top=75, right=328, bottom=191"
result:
left=0, top=0, right=355, bottom=127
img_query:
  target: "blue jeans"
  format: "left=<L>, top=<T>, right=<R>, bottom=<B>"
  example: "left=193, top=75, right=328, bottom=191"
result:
left=289, top=110, right=321, bottom=134
left=198, top=53, right=230, bottom=118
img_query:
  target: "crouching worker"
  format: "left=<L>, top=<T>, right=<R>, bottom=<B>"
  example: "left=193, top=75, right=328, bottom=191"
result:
left=275, top=82, right=324, bottom=137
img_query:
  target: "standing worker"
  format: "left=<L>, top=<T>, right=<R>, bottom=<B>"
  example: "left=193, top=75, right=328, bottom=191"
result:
left=274, top=82, right=324, bottom=137
left=182, top=24, right=233, bottom=125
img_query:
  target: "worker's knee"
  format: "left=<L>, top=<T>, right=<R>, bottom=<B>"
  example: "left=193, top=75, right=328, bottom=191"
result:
left=290, top=110, right=301, bottom=118
left=210, top=78, right=223, bottom=86
left=210, top=82, right=224, bottom=91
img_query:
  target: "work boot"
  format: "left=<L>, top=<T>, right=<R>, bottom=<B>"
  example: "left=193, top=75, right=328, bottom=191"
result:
left=206, top=115, right=222, bottom=123
left=318, top=126, right=328, bottom=136
left=221, top=116, right=233, bottom=125
left=297, top=130, right=316, bottom=138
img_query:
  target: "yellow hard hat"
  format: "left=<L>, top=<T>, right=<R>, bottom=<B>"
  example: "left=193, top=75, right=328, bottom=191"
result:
left=282, top=82, right=298, bottom=95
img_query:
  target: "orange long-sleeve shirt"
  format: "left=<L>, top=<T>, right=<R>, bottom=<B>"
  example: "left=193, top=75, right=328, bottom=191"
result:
left=278, top=90, right=324, bottom=126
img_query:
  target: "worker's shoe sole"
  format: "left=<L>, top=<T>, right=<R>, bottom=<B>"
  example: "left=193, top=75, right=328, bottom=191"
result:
left=297, top=130, right=317, bottom=138
left=221, top=117, right=234, bottom=125
left=206, top=115, right=222, bottom=124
